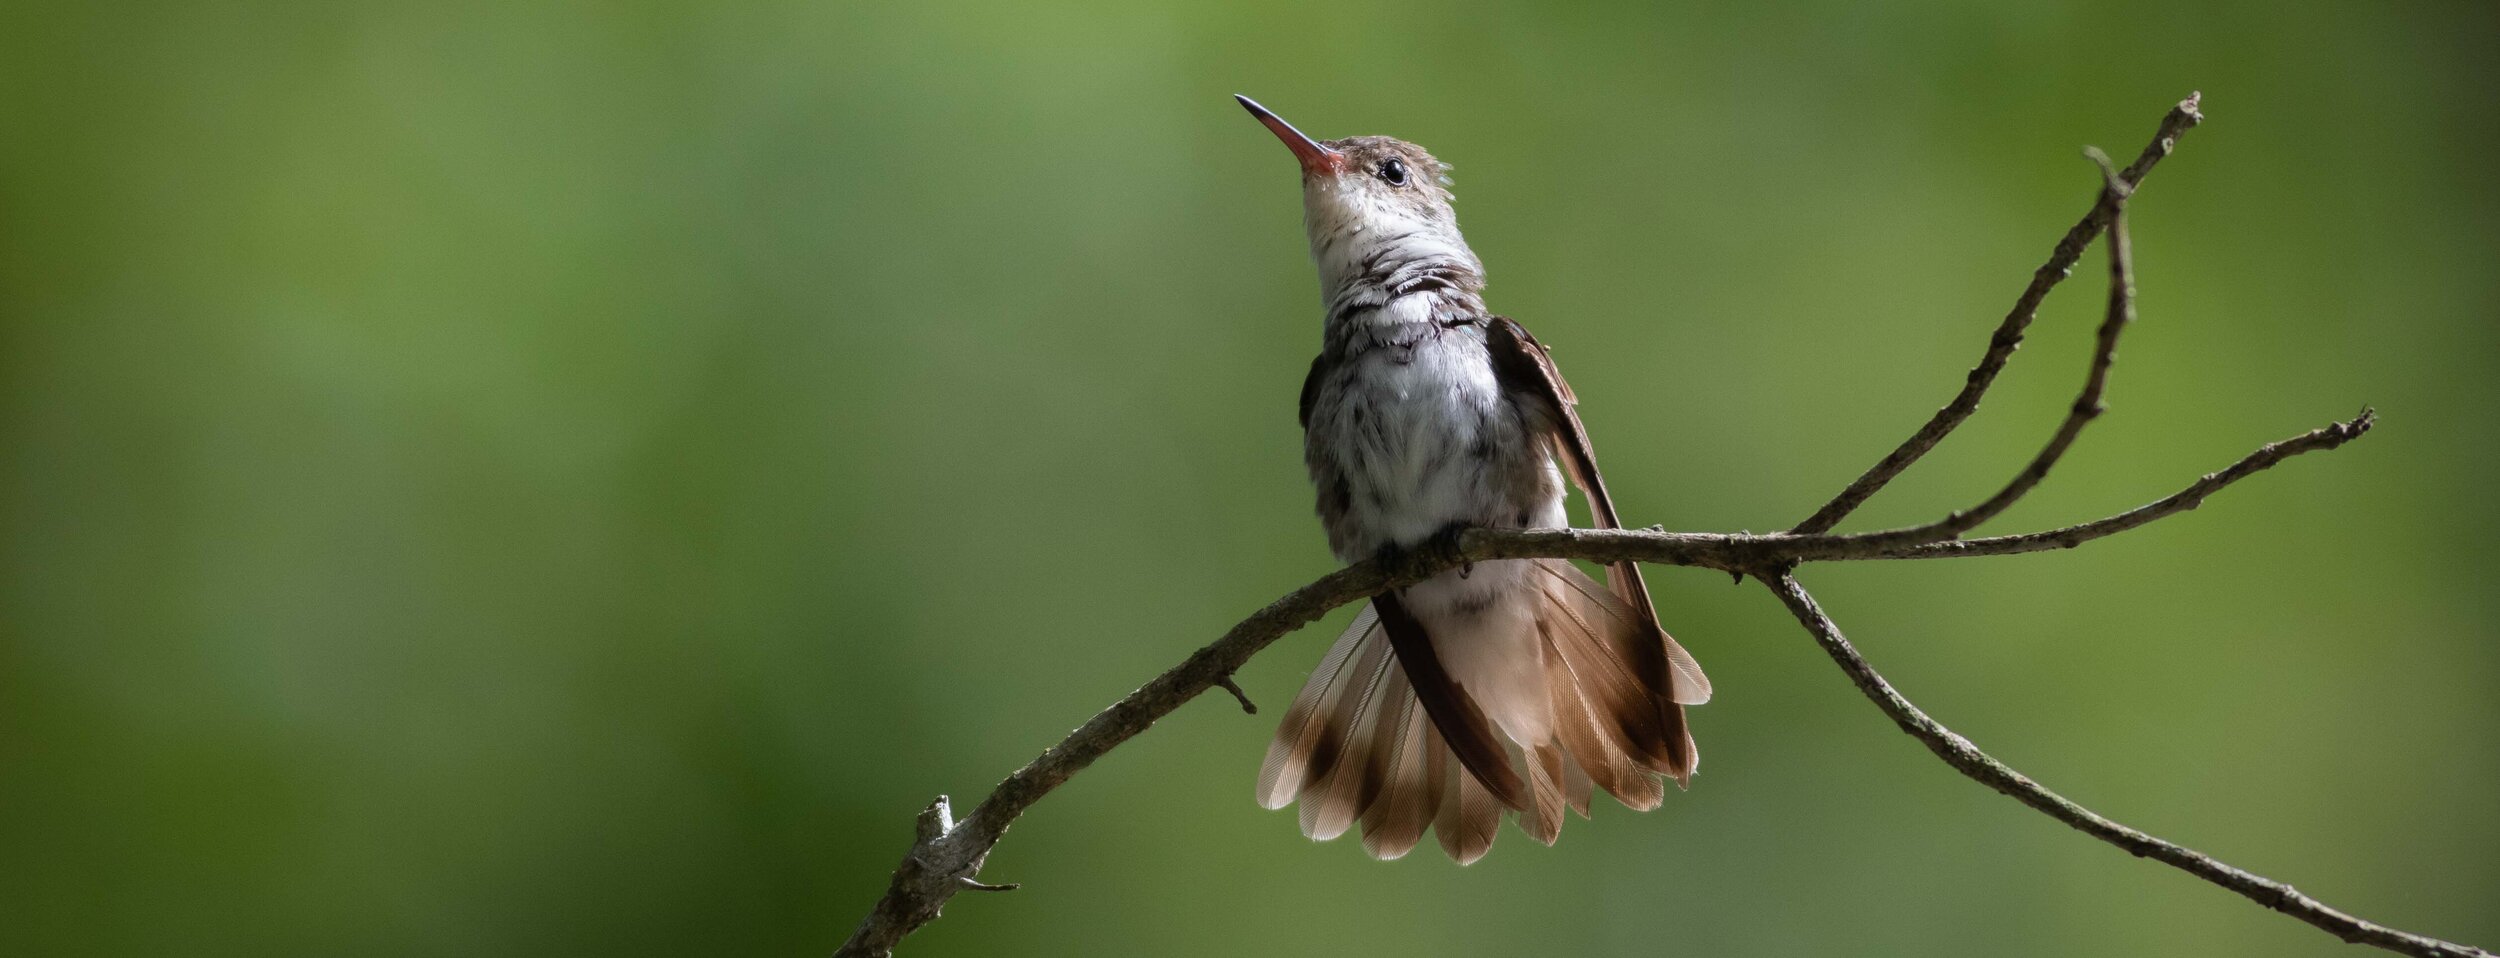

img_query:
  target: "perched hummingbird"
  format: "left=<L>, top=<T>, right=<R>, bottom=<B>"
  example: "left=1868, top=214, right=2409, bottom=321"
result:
left=1238, top=95, right=1710, bottom=864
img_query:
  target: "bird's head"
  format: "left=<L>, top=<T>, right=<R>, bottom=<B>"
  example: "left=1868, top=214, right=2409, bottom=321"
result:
left=1236, top=94, right=1482, bottom=301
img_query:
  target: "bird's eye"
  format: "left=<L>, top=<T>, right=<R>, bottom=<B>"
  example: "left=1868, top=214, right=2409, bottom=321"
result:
left=1376, top=157, right=1408, bottom=186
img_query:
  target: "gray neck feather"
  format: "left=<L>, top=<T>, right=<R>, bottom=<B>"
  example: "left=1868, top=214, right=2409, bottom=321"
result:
left=1317, top=231, right=1488, bottom=342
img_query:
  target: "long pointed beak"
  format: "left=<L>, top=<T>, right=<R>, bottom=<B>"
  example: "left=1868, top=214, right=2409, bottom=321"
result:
left=1235, top=94, right=1345, bottom=175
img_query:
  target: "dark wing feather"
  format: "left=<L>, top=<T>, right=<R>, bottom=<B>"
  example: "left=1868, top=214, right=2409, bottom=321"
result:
left=1299, top=353, right=1328, bottom=429
left=1487, top=316, right=1707, bottom=778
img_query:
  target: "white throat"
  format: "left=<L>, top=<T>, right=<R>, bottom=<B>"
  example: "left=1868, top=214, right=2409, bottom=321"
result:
left=1301, top=178, right=1484, bottom=310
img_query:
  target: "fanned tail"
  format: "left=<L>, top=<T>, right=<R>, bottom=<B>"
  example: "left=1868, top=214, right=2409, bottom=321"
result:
left=1532, top=559, right=1704, bottom=786
left=1256, top=559, right=1706, bottom=862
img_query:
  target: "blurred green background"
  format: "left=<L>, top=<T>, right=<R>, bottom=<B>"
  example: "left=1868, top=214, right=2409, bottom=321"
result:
left=3, top=0, right=2494, bottom=955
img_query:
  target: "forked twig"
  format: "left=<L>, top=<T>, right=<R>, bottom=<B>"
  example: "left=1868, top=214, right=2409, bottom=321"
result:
left=1788, top=94, right=2201, bottom=538
left=1830, top=145, right=2142, bottom=550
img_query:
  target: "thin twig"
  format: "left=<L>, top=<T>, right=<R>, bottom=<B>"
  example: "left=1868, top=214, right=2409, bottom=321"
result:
left=835, top=555, right=1433, bottom=958
left=1758, top=572, right=2493, bottom=958
left=1456, top=405, right=2370, bottom=566
left=1834, top=148, right=2141, bottom=550
left=1213, top=674, right=1259, bottom=714
left=1789, top=93, right=2202, bottom=536
left=1868, top=410, right=2374, bottom=561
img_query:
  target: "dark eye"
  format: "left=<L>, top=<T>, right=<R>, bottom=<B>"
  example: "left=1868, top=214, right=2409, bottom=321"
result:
left=1376, top=157, right=1408, bottom=186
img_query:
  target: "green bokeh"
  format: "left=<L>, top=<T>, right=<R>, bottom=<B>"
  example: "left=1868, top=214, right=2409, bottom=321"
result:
left=4, top=1, right=2494, bottom=955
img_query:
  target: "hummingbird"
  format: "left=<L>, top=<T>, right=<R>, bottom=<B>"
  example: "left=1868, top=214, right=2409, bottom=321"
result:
left=1238, top=94, right=1710, bottom=864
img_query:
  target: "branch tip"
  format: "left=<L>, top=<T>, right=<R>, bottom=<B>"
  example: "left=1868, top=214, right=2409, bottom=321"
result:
left=2082, top=146, right=2129, bottom=197
left=913, top=795, right=954, bottom=843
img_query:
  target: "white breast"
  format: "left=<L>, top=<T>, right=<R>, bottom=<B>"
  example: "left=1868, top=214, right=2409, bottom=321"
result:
left=1312, top=315, right=1564, bottom=560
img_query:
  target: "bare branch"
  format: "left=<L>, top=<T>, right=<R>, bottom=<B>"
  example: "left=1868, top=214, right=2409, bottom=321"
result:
left=832, top=413, right=2381, bottom=956
left=1758, top=572, right=2493, bottom=958
left=832, top=403, right=2381, bottom=955
left=1835, top=149, right=2142, bottom=550
left=1790, top=92, right=2202, bottom=536
left=1457, top=405, right=2369, bottom=567
left=1869, top=409, right=2375, bottom=561
left=836, top=556, right=1433, bottom=957
left=832, top=411, right=2379, bottom=957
